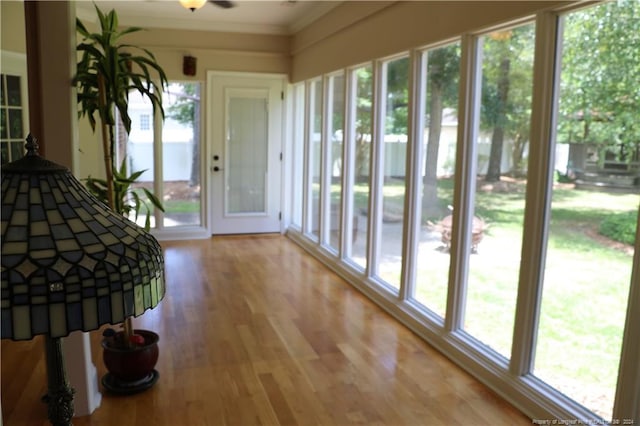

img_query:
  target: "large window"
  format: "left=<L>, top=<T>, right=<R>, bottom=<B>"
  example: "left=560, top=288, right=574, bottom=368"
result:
left=289, top=2, right=639, bottom=423
left=533, top=2, right=639, bottom=420
left=325, top=73, right=345, bottom=251
left=122, top=92, right=155, bottom=227
left=346, top=65, right=373, bottom=270
left=0, top=73, right=26, bottom=165
left=375, top=55, right=409, bottom=291
left=307, top=79, right=323, bottom=240
left=463, top=23, right=535, bottom=358
left=162, top=82, right=202, bottom=228
left=411, top=42, right=461, bottom=318
left=291, top=83, right=305, bottom=228
left=125, top=82, right=204, bottom=232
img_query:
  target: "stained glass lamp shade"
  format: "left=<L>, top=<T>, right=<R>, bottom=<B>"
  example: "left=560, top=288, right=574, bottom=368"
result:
left=1, top=135, right=165, bottom=425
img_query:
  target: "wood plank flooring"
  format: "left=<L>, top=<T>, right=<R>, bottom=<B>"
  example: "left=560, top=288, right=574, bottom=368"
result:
left=1, top=235, right=530, bottom=425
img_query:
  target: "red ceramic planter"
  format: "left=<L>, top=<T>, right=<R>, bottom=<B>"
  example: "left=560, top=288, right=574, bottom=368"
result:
left=102, top=329, right=159, bottom=382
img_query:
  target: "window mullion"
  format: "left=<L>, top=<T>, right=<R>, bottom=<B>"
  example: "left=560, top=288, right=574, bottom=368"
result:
left=509, top=11, right=561, bottom=376
left=367, top=60, right=385, bottom=279
left=445, top=34, right=481, bottom=332
left=302, top=81, right=312, bottom=235
left=153, top=95, right=164, bottom=229
left=341, top=69, right=356, bottom=260
left=612, top=208, right=640, bottom=420
left=320, top=75, right=332, bottom=247
left=399, top=49, right=426, bottom=302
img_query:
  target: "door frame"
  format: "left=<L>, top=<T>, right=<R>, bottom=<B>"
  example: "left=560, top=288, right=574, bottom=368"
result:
left=206, top=71, right=287, bottom=235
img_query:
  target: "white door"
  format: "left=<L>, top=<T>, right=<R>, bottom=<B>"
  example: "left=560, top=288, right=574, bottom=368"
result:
left=208, top=72, right=283, bottom=234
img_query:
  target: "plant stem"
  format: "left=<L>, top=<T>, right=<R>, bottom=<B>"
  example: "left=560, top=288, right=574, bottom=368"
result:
left=99, top=74, right=134, bottom=345
left=123, top=317, right=134, bottom=348
left=98, top=74, right=115, bottom=210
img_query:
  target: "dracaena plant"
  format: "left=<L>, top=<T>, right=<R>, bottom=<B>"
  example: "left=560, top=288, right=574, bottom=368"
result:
left=74, top=4, right=168, bottom=210
left=74, top=4, right=167, bottom=347
left=84, top=158, right=164, bottom=231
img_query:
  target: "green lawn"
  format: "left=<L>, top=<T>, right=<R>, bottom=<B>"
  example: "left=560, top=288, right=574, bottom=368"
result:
left=345, top=178, right=638, bottom=419
left=164, top=199, right=200, bottom=214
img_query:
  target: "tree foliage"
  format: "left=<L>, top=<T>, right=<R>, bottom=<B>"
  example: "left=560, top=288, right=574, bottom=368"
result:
left=423, top=43, right=460, bottom=217
left=74, top=4, right=167, bottom=211
left=481, top=24, right=535, bottom=180
left=166, top=83, right=202, bottom=186
left=385, top=57, right=409, bottom=135
left=167, top=83, right=198, bottom=125
left=354, top=66, right=373, bottom=179
left=348, top=1, right=638, bottom=208
left=557, top=0, right=640, bottom=155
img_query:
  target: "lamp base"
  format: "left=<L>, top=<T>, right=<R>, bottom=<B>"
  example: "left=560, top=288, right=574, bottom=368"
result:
left=44, top=336, right=75, bottom=426
left=101, top=369, right=159, bottom=395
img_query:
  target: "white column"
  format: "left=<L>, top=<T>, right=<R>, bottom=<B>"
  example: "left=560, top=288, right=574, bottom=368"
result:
left=63, top=332, right=103, bottom=416
left=24, top=1, right=102, bottom=416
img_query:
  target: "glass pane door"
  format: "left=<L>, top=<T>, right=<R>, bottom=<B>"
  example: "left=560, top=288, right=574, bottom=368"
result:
left=209, top=73, right=283, bottom=235
left=226, top=92, right=268, bottom=215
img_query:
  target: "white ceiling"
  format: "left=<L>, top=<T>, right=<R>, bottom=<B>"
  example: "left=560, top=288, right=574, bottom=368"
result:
left=75, top=0, right=342, bottom=35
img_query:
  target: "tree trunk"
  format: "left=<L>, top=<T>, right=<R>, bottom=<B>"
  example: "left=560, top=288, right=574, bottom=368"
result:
left=355, top=133, right=369, bottom=180
left=486, top=58, right=510, bottom=182
left=422, top=82, right=444, bottom=219
left=511, top=132, right=527, bottom=176
left=487, top=126, right=505, bottom=182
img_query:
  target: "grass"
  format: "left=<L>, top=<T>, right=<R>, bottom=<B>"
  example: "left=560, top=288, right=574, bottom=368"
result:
left=346, top=177, right=638, bottom=419
left=163, top=177, right=635, bottom=417
left=163, top=199, right=200, bottom=214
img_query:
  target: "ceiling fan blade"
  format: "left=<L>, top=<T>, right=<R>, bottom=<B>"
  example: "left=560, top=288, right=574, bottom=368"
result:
left=209, top=0, right=235, bottom=8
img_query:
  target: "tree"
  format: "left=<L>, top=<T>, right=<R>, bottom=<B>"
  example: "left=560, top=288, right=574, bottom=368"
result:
left=385, top=57, right=409, bottom=135
left=481, top=25, right=535, bottom=182
left=557, top=0, right=640, bottom=159
left=352, top=60, right=409, bottom=180
left=422, top=44, right=460, bottom=218
left=166, top=83, right=201, bottom=186
left=354, top=66, right=373, bottom=180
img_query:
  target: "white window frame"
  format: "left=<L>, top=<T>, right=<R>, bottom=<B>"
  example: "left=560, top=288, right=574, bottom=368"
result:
left=0, top=51, right=30, bottom=161
left=285, top=4, right=640, bottom=423
left=148, top=80, right=209, bottom=240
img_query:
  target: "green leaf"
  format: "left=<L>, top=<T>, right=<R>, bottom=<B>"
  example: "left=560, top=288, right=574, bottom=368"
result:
left=142, top=187, right=165, bottom=212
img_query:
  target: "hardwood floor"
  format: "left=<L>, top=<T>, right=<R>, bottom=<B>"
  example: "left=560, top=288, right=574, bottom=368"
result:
left=1, top=235, right=530, bottom=425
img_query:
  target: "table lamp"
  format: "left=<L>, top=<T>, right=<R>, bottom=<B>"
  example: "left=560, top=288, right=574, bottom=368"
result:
left=1, top=135, right=166, bottom=425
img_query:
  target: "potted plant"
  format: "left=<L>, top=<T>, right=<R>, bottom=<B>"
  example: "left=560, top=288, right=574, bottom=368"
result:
left=74, top=4, right=168, bottom=392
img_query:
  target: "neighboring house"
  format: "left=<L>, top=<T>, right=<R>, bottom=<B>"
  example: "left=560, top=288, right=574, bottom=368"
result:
left=567, top=142, right=640, bottom=188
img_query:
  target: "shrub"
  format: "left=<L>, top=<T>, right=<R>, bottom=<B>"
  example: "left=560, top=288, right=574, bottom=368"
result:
left=599, top=211, right=638, bottom=246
